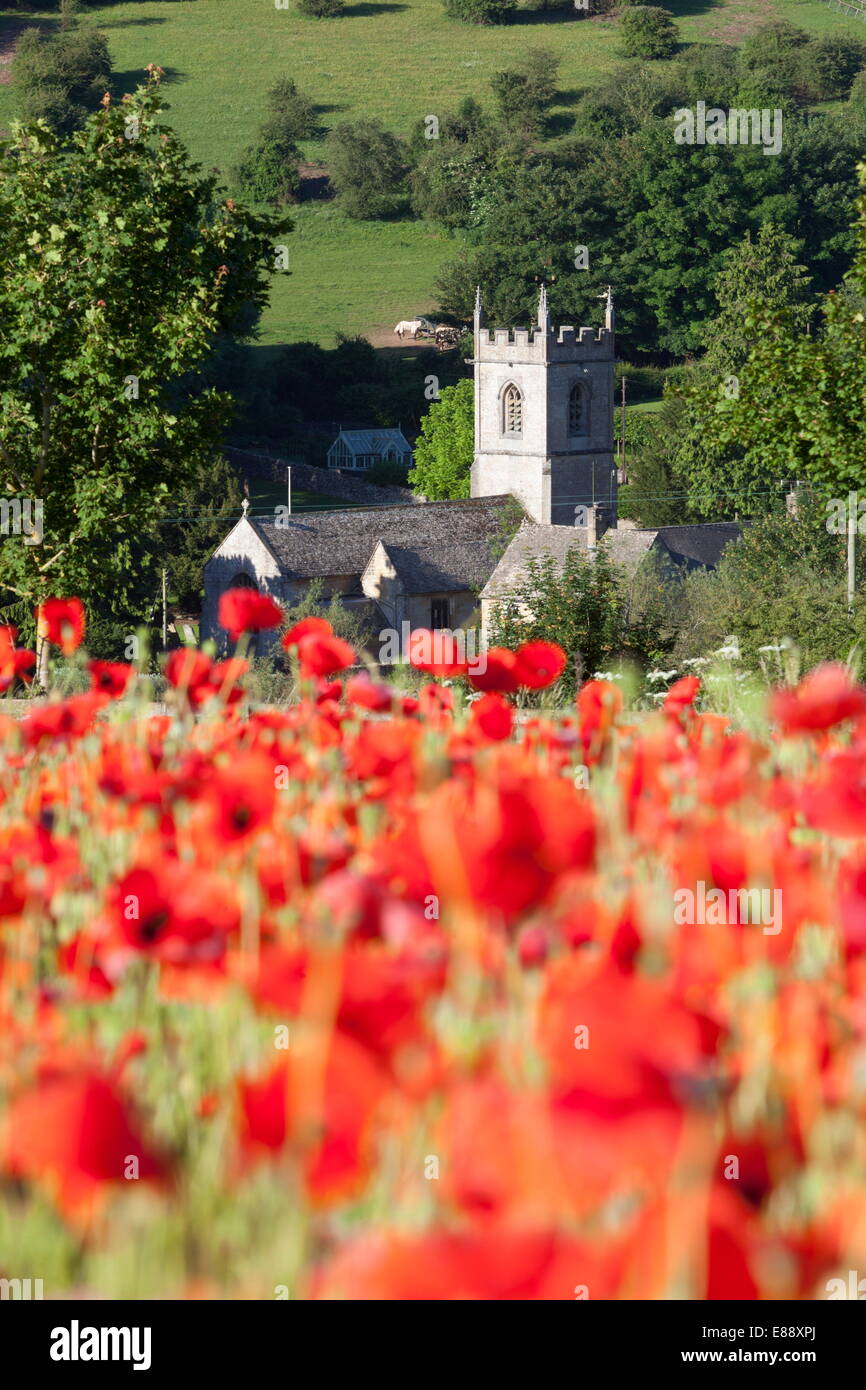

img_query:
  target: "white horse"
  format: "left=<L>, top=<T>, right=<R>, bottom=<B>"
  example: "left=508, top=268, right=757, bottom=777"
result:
left=394, top=319, right=426, bottom=338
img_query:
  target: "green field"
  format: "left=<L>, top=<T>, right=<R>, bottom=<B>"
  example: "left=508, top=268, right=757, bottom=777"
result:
left=0, top=0, right=861, bottom=351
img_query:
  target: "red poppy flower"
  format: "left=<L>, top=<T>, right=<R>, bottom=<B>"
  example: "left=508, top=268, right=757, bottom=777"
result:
left=218, top=587, right=283, bottom=641
left=513, top=641, right=567, bottom=690
left=202, top=752, right=277, bottom=843
left=1, top=1067, right=165, bottom=1218
left=164, top=648, right=216, bottom=707
left=282, top=616, right=334, bottom=652
left=0, top=626, right=35, bottom=691
left=408, top=629, right=469, bottom=679
left=344, top=674, right=393, bottom=713
left=88, top=660, right=134, bottom=699
left=39, top=597, right=86, bottom=655
left=577, top=678, right=623, bottom=762
left=771, top=663, right=866, bottom=734
left=296, top=631, right=356, bottom=679
left=238, top=1028, right=390, bottom=1205
left=208, top=657, right=249, bottom=706
left=664, top=675, right=701, bottom=714
left=311, top=1227, right=625, bottom=1300
left=469, top=692, right=514, bottom=741
left=468, top=647, right=519, bottom=694
left=107, top=860, right=239, bottom=966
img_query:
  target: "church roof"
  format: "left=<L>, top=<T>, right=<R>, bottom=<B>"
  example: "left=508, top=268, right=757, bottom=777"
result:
left=480, top=521, right=742, bottom=600
left=252, top=495, right=520, bottom=593
left=480, top=523, right=656, bottom=599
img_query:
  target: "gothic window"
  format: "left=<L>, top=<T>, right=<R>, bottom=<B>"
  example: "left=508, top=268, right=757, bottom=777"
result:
left=502, top=383, right=523, bottom=437
left=568, top=383, right=585, bottom=435
left=230, top=572, right=257, bottom=590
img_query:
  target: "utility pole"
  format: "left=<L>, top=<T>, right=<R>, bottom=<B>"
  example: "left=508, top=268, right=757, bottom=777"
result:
left=620, top=375, right=627, bottom=482
left=162, top=568, right=167, bottom=648
left=849, top=490, right=857, bottom=615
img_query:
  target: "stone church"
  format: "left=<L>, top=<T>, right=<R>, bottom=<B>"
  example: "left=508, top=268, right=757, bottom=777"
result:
left=202, top=288, right=739, bottom=655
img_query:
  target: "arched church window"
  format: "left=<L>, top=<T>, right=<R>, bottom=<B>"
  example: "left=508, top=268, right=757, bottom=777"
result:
left=230, top=572, right=258, bottom=591
left=502, top=383, right=523, bottom=436
left=568, top=383, right=585, bottom=435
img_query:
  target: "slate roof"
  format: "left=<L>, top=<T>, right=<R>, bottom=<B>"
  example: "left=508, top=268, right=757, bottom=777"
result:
left=480, top=521, right=742, bottom=599
left=653, top=524, right=742, bottom=569
left=327, top=428, right=412, bottom=457
left=253, top=495, right=519, bottom=593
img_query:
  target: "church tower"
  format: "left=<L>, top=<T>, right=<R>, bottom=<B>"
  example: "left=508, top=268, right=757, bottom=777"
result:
left=470, top=286, right=616, bottom=529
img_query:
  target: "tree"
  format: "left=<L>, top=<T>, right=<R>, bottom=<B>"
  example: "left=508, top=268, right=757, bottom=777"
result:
left=326, top=120, right=408, bottom=219
left=618, top=8, right=679, bottom=61
left=0, top=73, right=290, bottom=640
left=489, top=546, right=674, bottom=700
left=13, top=25, right=112, bottom=135
left=674, top=494, right=866, bottom=673
left=409, top=380, right=474, bottom=500
left=160, top=454, right=245, bottom=614
left=264, top=77, right=317, bottom=144
left=233, top=77, right=314, bottom=205
left=702, top=162, right=866, bottom=503
left=662, top=226, right=813, bottom=519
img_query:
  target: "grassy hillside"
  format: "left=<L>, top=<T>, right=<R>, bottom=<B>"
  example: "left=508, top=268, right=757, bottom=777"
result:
left=0, top=0, right=861, bottom=351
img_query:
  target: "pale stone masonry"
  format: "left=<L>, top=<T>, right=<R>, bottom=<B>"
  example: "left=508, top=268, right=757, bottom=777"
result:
left=201, top=285, right=741, bottom=656
left=470, top=285, right=616, bottom=529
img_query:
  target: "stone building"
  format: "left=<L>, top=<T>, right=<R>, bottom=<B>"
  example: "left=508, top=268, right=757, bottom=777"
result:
left=471, top=285, right=616, bottom=529
left=202, top=287, right=740, bottom=655
left=201, top=495, right=515, bottom=658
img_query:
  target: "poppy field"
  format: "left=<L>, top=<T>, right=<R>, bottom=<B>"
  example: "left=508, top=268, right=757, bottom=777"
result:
left=3, top=593, right=866, bottom=1301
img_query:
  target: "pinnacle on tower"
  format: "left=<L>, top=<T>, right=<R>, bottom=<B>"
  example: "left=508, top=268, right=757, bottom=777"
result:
left=604, top=285, right=614, bottom=333
left=474, top=285, right=484, bottom=329
left=537, top=282, right=550, bottom=331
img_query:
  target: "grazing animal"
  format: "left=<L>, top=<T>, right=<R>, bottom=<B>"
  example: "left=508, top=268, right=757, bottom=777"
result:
left=434, top=325, right=461, bottom=350
left=394, top=319, right=426, bottom=339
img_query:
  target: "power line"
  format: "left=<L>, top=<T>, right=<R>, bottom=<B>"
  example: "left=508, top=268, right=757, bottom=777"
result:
left=152, top=484, right=788, bottom=523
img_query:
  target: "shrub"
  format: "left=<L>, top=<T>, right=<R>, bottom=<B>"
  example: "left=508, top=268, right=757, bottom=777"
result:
left=490, top=49, right=560, bottom=132
left=366, top=456, right=410, bottom=487
left=13, top=27, right=112, bottom=134
left=262, top=76, right=317, bottom=144
left=326, top=120, right=408, bottom=219
left=739, top=20, right=810, bottom=70
left=297, top=0, right=344, bottom=15
left=617, top=7, right=679, bottom=61
left=442, top=0, right=517, bottom=24
left=232, top=77, right=314, bottom=205
left=797, top=36, right=866, bottom=101
left=849, top=67, right=866, bottom=121
left=233, top=138, right=301, bottom=205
